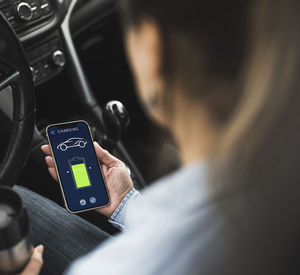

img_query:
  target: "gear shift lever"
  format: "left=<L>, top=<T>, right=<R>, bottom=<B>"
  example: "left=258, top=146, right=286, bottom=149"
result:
left=101, top=101, right=147, bottom=188
left=102, top=101, right=130, bottom=142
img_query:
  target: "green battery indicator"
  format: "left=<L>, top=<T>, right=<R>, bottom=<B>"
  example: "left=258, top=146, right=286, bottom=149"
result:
left=70, top=160, right=91, bottom=189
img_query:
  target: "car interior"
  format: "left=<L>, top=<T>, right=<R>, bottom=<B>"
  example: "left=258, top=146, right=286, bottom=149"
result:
left=0, top=0, right=181, bottom=234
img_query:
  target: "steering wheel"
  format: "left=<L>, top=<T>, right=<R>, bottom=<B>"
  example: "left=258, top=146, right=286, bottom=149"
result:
left=0, top=14, right=35, bottom=187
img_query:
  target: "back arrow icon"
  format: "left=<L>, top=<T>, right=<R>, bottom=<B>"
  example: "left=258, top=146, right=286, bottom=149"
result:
left=51, top=131, right=55, bottom=135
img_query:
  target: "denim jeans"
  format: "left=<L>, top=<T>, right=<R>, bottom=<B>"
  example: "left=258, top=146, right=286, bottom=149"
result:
left=14, top=186, right=110, bottom=275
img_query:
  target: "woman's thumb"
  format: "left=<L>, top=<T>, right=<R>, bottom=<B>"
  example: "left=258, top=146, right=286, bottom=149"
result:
left=94, top=142, right=120, bottom=166
left=21, top=245, right=44, bottom=275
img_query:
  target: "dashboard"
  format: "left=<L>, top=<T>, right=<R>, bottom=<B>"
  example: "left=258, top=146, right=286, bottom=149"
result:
left=1, top=0, right=55, bottom=34
left=0, top=0, right=120, bottom=136
left=0, top=0, right=71, bottom=85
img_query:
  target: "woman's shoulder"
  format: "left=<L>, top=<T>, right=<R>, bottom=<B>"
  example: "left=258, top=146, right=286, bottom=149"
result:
left=125, top=162, right=211, bottom=226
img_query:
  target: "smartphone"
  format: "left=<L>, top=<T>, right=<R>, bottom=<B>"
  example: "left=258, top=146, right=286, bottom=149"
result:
left=46, top=120, right=109, bottom=213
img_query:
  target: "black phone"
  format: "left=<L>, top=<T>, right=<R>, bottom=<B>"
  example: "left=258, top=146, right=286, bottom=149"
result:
left=46, top=120, right=109, bottom=213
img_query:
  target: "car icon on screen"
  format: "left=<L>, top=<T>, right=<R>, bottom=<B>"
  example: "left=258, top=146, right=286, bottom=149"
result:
left=57, top=138, right=87, bottom=151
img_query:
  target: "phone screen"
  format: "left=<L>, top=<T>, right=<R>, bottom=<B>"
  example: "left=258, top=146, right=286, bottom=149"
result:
left=46, top=121, right=109, bottom=213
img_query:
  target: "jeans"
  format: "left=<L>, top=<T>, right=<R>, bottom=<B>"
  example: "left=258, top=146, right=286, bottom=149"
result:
left=14, top=186, right=110, bottom=275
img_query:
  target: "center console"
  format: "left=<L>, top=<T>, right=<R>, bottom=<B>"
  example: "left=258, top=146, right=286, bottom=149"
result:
left=0, top=0, right=54, bottom=33
left=0, top=0, right=68, bottom=85
left=27, top=36, right=65, bottom=84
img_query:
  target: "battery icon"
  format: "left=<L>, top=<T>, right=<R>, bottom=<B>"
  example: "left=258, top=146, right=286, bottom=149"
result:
left=68, top=157, right=91, bottom=189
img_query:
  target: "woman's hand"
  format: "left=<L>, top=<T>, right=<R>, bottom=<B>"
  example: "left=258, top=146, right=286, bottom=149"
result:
left=41, top=142, right=134, bottom=217
left=20, top=245, right=44, bottom=275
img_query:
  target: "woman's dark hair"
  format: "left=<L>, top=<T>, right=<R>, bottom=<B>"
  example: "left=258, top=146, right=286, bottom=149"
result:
left=119, top=0, right=250, bottom=122
left=120, top=1, right=300, bottom=269
left=119, top=0, right=300, bottom=181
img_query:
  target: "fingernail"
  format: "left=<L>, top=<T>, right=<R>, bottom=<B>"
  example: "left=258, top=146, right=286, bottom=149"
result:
left=37, top=245, right=44, bottom=254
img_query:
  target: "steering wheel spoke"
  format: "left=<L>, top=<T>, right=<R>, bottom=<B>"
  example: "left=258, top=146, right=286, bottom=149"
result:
left=0, top=70, right=20, bottom=91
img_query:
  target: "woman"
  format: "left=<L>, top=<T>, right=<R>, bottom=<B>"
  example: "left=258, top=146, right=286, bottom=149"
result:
left=19, top=0, right=300, bottom=274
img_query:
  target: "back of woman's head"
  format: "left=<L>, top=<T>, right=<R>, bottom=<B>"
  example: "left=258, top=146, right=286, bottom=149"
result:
left=120, top=1, right=300, bottom=266
left=120, top=0, right=248, bottom=122
left=120, top=0, right=300, bottom=189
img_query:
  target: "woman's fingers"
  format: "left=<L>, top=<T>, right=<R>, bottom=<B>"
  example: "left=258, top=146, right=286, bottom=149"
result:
left=94, top=142, right=121, bottom=167
left=41, top=145, right=58, bottom=181
left=48, top=167, right=58, bottom=181
left=45, top=156, right=55, bottom=168
left=41, top=145, right=51, bottom=156
left=43, top=154, right=58, bottom=181
left=20, top=245, right=44, bottom=275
